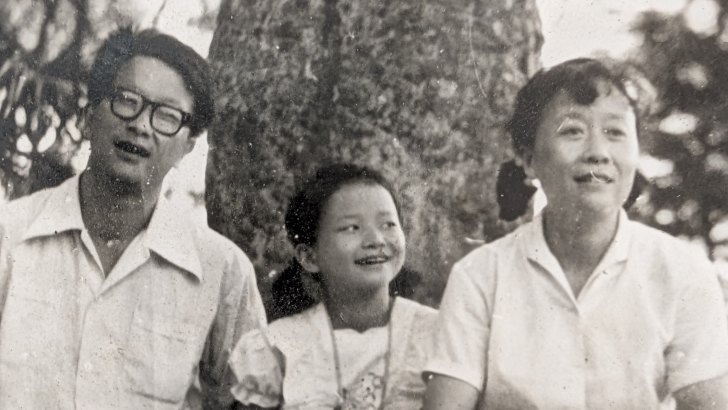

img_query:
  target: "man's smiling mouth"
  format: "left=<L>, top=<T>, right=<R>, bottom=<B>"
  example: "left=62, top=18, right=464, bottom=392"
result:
left=114, top=141, right=150, bottom=158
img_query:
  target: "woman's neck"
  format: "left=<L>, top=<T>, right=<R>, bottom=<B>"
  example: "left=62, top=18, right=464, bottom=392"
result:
left=542, top=206, right=620, bottom=293
left=324, top=286, right=393, bottom=332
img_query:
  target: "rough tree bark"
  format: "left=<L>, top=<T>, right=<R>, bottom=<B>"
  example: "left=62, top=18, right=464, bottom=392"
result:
left=207, top=0, right=543, bottom=304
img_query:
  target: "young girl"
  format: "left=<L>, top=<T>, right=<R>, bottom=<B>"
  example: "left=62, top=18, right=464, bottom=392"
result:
left=230, top=163, right=437, bottom=409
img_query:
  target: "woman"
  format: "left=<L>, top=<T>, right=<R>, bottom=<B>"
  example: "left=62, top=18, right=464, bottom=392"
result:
left=423, top=59, right=728, bottom=409
left=229, top=163, right=436, bottom=409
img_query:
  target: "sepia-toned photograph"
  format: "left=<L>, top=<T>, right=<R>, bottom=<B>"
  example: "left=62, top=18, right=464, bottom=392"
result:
left=0, top=0, right=727, bottom=408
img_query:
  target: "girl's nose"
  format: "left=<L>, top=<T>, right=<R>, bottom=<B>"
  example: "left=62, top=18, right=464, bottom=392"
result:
left=362, top=227, right=386, bottom=248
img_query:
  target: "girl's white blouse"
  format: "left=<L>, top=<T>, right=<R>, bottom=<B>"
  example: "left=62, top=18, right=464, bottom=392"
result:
left=229, top=297, right=437, bottom=409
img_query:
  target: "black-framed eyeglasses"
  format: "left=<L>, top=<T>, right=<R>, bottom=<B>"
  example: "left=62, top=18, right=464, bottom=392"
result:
left=110, top=88, right=192, bottom=136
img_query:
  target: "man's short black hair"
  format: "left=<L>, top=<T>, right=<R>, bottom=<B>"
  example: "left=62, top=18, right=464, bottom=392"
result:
left=87, top=27, right=214, bottom=136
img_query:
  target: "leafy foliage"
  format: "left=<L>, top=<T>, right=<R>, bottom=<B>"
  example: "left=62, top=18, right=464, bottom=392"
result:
left=207, top=0, right=543, bottom=305
left=630, top=6, right=728, bottom=251
left=0, top=0, right=90, bottom=198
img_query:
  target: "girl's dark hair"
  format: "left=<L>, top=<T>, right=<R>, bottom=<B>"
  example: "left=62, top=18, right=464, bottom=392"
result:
left=497, top=58, right=642, bottom=220
left=269, top=163, right=409, bottom=320
left=87, top=27, right=214, bottom=136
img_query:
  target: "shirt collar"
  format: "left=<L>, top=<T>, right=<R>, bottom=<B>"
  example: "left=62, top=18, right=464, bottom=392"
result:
left=142, top=194, right=203, bottom=280
left=23, top=174, right=203, bottom=280
left=23, top=175, right=86, bottom=240
left=525, top=209, right=632, bottom=275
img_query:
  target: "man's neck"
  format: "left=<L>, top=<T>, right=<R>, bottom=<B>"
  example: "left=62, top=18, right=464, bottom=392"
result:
left=79, top=170, right=159, bottom=242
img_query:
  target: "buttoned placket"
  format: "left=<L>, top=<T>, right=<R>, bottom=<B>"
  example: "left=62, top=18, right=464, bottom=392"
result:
left=74, top=227, right=152, bottom=408
left=524, top=222, right=631, bottom=410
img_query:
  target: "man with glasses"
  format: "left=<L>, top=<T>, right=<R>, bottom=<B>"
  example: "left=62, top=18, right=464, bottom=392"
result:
left=0, top=28, right=266, bottom=409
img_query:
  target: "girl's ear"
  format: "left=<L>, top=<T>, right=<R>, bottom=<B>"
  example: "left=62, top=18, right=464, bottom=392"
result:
left=79, top=105, right=93, bottom=141
left=295, top=244, right=320, bottom=274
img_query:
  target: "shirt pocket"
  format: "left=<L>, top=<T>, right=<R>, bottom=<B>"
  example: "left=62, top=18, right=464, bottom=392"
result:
left=124, top=310, right=204, bottom=404
left=0, top=279, right=67, bottom=367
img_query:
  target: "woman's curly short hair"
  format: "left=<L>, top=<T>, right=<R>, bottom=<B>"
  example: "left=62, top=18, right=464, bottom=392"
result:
left=506, top=58, right=639, bottom=159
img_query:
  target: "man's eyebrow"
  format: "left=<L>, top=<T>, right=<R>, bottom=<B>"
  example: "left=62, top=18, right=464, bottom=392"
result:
left=114, top=85, right=186, bottom=109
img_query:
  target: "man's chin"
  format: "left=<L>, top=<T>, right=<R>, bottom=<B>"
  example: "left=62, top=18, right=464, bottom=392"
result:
left=91, top=164, right=154, bottom=191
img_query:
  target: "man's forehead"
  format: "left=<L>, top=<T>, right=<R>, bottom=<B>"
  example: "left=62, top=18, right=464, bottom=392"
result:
left=113, top=56, right=193, bottom=110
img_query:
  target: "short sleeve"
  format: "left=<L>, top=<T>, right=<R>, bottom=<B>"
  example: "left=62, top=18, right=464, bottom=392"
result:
left=199, top=246, right=268, bottom=408
left=229, top=329, right=283, bottom=408
left=424, top=254, right=493, bottom=391
left=665, top=262, right=728, bottom=392
left=718, top=267, right=728, bottom=320
left=0, top=215, right=13, bottom=322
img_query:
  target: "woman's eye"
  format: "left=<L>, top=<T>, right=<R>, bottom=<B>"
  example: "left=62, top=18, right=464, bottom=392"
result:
left=604, top=127, right=626, bottom=138
left=557, top=126, right=584, bottom=137
left=338, top=225, right=359, bottom=232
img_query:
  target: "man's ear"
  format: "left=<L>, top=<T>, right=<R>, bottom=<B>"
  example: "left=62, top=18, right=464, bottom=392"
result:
left=295, top=243, right=320, bottom=274
left=79, top=105, right=94, bottom=141
left=173, top=134, right=198, bottom=169
left=183, top=134, right=197, bottom=155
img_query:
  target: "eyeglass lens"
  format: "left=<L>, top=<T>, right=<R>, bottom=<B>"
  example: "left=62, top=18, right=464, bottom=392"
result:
left=111, top=90, right=186, bottom=135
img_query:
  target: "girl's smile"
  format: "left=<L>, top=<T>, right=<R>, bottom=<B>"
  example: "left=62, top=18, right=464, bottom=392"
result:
left=303, top=182, right=405, bottom=295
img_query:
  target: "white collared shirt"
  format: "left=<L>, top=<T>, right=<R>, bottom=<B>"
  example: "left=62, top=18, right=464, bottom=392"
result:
left=426, top=211, right=728, bottom=409
left=0, top=175, right=266, bottom=409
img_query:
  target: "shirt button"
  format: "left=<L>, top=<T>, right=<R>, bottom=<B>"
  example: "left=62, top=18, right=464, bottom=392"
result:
left=84, top=362, right=93, bottom=371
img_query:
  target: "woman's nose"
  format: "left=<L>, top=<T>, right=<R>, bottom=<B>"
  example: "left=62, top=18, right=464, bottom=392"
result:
left=583, top=131, right=610, bottom=164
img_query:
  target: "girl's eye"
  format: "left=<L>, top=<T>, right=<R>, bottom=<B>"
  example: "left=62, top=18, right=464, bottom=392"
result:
left=338, top=224, right=359, bottom=232
left=383, top=221, right=398, bottom=229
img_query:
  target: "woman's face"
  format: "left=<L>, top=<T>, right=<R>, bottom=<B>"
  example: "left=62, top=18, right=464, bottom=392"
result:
left=525, top=83, right=639, bottom=217
left=302, top=182, right=406, bottom=296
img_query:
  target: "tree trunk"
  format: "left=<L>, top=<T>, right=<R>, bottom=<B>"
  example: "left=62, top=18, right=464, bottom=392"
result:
left=207, top=0, right=543, bottom=304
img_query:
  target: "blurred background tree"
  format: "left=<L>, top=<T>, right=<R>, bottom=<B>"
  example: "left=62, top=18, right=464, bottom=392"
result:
left=0, top=0, right=90, bottom=199
left=206, top=0, right=543, bottom=305
left=630, top=0, right=728, bottom=255
left=8, top=0, right=723, bottom=306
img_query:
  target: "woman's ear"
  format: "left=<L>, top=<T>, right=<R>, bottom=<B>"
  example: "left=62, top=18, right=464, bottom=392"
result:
left=517, top=152, right=536, bottom=180
left=295, top=244, right=320, bottom=274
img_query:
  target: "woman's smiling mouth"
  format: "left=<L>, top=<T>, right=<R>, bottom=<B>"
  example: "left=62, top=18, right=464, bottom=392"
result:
left=574, top=171, right=614, bottom=184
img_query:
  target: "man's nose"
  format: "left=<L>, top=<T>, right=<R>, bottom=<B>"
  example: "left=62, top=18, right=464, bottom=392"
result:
left=127, top=105, right=154, bottom=136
